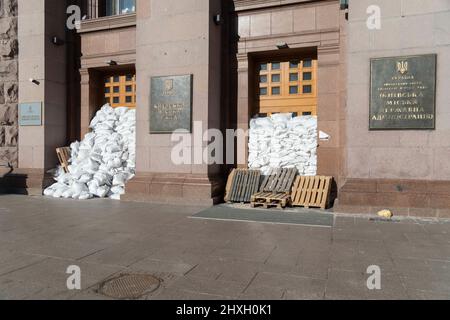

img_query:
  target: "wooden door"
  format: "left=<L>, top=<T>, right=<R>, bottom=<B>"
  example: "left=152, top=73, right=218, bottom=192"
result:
left=104, top=73, right=137, bottom=108
left=257, top=59, right=317, bottom=116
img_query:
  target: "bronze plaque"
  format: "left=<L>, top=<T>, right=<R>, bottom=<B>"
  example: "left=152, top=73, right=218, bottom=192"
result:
left=150, top=75, right=193, bottom=133
left=370, top=54, right=436, bottom=130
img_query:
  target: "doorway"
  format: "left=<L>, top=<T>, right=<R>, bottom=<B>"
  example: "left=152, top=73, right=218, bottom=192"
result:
left=252, top=53, right=318, bottom=117
left=104, top=73, right=137, bottom=108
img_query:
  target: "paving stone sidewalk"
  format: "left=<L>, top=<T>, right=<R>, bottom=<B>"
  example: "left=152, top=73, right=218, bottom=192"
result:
left=0, top=195, right=449, bottom=300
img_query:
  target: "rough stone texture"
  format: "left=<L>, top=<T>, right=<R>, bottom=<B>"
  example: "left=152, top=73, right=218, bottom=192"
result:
left=0, top=103, right=16, bottom=125
left=0, top=146, right=17, bottom=167
left=4, top=82, right=16, bottom=102
left=0, top=83, right=4, bottom=104
left=0, top=0, right=18, bottom=167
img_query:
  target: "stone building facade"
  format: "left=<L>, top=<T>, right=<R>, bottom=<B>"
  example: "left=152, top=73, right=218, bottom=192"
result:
left=0, top=0, right=18, bottom=167
left=0, top=0, right=449, bottom=217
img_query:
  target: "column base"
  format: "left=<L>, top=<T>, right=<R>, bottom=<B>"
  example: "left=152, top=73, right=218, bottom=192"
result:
left=123, top=172, right=225, bottom=205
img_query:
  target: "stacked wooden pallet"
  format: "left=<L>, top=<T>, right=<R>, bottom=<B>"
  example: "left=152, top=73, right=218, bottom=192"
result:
left=251, top=168, right=297, bottom=209
left=225, top=169, right=261, bottom=203
left=224, top=167, right=333, bottom=211
left=291, top=176, right=332, bottom=209
left=259, top=168, right=298, bottom=193
left=250, top=192, right=292, bottom=209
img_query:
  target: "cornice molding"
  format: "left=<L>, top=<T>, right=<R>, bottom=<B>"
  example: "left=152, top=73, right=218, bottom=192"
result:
left=233, top=0, right=331, bottom=12
left=77, top=13, right=136, bottom=34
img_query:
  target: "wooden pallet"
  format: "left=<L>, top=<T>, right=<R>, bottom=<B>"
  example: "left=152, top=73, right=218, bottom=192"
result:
left=56, top=147, right=71, bottom=173
left=259, top=168, right=298, bottom=193
left=225, top=169, right=261, bottom=203
left=291, top=176, right=332, bottom=209
left=251, top=192, right=292, bottom=209
left=224, top=169, right=236, bottom=202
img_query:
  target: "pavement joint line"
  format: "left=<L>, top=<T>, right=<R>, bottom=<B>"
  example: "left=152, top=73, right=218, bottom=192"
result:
left=76, top=248, right=108, bottom=261
left=263, top=245, right=278, bottom=264
left=183, top=264, right=199, bottom=277
left=242, top=271, right=259, bottom=294
left=0, top=257, right=49, bottom=278
left=189, top=216, right=333, bottom=228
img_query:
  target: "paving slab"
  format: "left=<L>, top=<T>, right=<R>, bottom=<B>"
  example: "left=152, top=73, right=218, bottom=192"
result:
left=0, top=195, right=449, bottom=300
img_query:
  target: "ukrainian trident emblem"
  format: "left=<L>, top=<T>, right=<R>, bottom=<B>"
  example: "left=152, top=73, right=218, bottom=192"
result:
left=164, top=79, right=174, bottom=92
left=397, top=60, right=408, bottom=74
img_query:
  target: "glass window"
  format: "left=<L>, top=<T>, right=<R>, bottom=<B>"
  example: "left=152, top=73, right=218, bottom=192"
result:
left=303, top=59, right=312, bottom=68
left=126, top=96, right=133, bottom=103
left=260, top=63, right=268, bottom=71
left=113, top=97, right=120, bottom=104
left=260, top=75, right=267, bottom=83
left=126, top=85, right=133, bottom=92
left=303, top=72, right=312, bottom=80
left=272, top=87, right=280, bottom=95
left=120, top=0, right=136, bottom=14
left=289, top=73, right=298, bottom=82
left=260, top=87, right=267, bottom=96
left=105, top=87, right=110, bottom=93
left=271, top=62, right=280, bottom=70
left=113, top=86, right=120, bottom=93
left=303, top=112, right=312, bottom=116
left=289, top=86, right=298, bottom=94
left=105, top=77, right=110, bottom=83
left=113, top=76, right=120, bottom=82
left=126, top=74, right=134, bottom=81
left=105, top=0, right=136, bottom=16
left=303, top=85, right=312, bottom=93
left=290, top=61, right=299, bottom=68
left=271, top=74, right=280, bottom=83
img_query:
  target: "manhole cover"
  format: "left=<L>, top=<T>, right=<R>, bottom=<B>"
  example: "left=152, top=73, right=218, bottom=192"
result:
left=98, top=274, right=161, bottom=299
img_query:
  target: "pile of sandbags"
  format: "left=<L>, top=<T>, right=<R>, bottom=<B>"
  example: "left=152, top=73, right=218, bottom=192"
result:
left=248, top=113, right=317, bottom=176
left=44, top=104, right=136, bottom=200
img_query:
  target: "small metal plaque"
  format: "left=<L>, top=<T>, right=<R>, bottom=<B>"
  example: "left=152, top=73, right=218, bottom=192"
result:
left=370, top=54, right=436, bottom=130
left=150, top=75, right=193, bottom=134
left=19, top=102, right=42, bottom=126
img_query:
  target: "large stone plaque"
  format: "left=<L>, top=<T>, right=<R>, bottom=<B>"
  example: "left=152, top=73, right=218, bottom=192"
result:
left=18, top=102, right=42, bottom=126
left=150, top=75, right=193, bottom=134
left=370, top=54, right=436, bottom=130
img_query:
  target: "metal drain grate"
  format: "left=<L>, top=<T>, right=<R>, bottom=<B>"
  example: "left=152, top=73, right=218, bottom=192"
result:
left=98, top=274, right=161, bottom=299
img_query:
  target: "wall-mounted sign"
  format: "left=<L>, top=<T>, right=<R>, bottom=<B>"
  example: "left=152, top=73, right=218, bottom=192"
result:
left=150, top=75, right=193, bottom=134
left=18, top=102, right=42, bottom=126
left=370, top=54, right=436, bottom=130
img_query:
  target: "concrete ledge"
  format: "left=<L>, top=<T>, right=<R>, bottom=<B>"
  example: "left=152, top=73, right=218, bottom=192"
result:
left=123, top=172, right=225, bottom=205
left=0, top=169, right=54, bottom=195
left=336, top=178, right=450, bottom=219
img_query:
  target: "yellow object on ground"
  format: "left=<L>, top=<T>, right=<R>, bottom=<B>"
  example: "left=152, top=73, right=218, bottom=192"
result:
left=378, top=209, right=393, bottom=219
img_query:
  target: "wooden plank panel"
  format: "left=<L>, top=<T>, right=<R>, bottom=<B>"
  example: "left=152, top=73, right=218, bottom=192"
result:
left=291, top=175, right=333, bottom=209
left=224, top=169, right=236, bottom=202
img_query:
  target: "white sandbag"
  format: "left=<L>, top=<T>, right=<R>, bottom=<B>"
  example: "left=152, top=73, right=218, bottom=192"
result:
left=45, top=103, right=136, bottom=200
left=249, top=114, right=317, bottom=176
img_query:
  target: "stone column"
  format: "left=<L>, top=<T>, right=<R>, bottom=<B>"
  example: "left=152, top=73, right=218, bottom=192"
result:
left=6, top=0, right=69, bottom=194
left=124, top=0, right=225, bottom=204
left=0, top=0, right=18, bottom=168
left=236, top=52, right=249, bottom=168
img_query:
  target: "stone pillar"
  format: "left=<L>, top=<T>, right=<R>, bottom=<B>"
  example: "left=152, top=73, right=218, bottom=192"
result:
left=80, top=68, right=103, bottom=137
left=236, top=52, right=249, bottom=168
left=0, top=0, right=18, bottom=168
left=3, top=0, right=68, bottom=195
left=123, top=0, right=225, bottom=204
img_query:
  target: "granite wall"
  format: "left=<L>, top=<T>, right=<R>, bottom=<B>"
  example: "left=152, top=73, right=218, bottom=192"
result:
left=345, top=0, right=450, bottom=181
left=0, top=0, right=18, bottom=167
left=336, top=0, right=450, bottom=217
